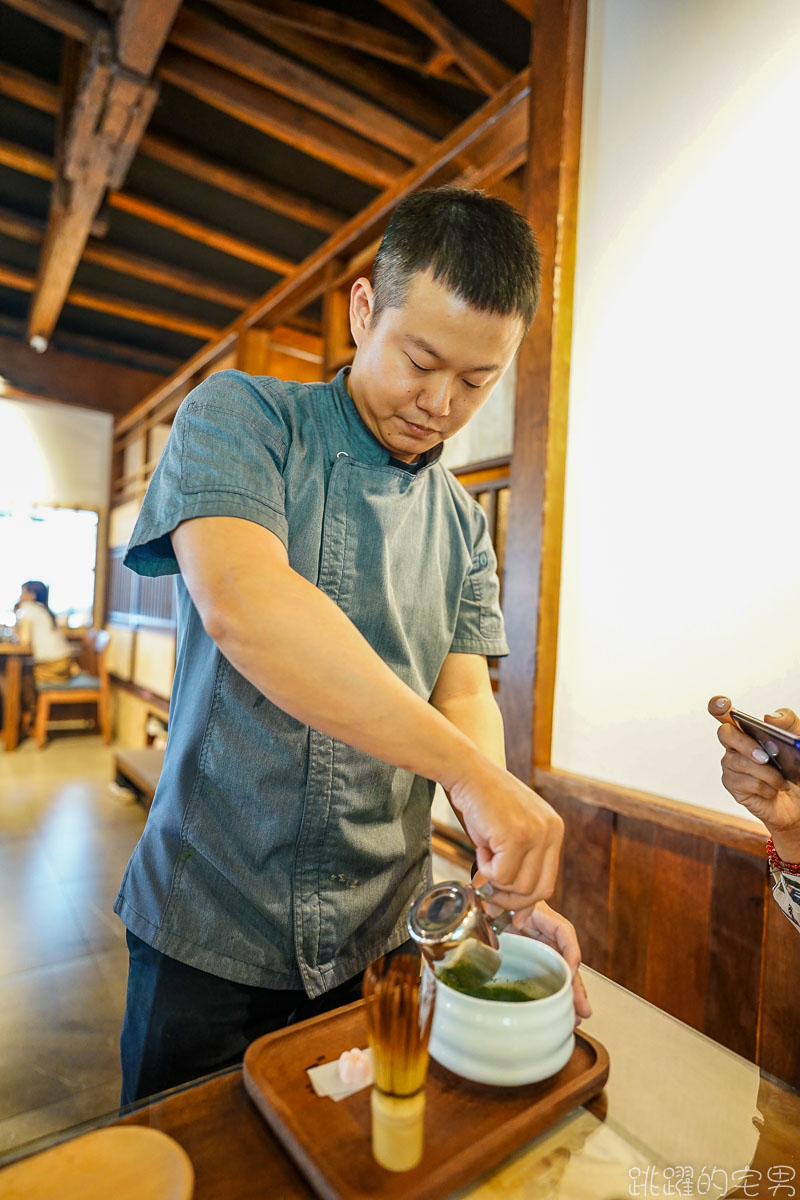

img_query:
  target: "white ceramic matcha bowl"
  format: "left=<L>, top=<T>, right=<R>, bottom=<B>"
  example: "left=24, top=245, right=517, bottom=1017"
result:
left=428, top=931, right=575, bottom=1086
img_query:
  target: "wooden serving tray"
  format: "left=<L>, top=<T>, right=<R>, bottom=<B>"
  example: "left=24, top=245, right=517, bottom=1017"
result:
left=243, top=999, right=609, bottom=1200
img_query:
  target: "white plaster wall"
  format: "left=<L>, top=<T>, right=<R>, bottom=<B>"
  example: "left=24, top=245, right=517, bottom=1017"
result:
left=0, top=397, right=112, bottom=511
left=551, top=0, right=800, bottom=816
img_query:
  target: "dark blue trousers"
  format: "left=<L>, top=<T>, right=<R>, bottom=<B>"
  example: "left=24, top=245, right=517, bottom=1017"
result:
left=120, top=930, right=392, bottom=1104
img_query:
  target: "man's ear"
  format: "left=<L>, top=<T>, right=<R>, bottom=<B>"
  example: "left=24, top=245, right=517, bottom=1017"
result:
left=350, top=277, right=374, bottom=347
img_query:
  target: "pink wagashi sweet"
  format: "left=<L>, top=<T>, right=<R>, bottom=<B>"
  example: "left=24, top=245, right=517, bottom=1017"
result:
left=337, top=1046, right=372, bottom=1086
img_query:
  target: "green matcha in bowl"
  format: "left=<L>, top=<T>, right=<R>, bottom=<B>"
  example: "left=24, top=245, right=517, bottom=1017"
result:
left=428, top=931, right=575, bottom=1086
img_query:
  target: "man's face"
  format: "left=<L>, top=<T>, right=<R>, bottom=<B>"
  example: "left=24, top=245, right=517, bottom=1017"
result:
left=347, top=269, right=524, bottom=463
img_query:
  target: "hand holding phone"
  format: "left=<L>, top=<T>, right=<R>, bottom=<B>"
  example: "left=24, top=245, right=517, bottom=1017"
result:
left=708, top=697, right=800, bottom=864
left=727, top=708, right=800, bottom=784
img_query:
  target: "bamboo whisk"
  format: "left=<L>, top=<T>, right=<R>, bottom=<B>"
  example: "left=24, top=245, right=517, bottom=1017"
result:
left=362, top=954, right=436, bottom=1172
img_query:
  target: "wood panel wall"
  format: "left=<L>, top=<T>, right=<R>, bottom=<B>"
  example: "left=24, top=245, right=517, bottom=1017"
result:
left=538, top=769, right=800, bottom=1090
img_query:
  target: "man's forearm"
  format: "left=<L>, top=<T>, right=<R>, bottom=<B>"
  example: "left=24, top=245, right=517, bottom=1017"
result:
left=188, top=542, right=485, bottom=793
left=434, top=691, right=506, bottom=770
left=173, top=516, right=563, bottom=907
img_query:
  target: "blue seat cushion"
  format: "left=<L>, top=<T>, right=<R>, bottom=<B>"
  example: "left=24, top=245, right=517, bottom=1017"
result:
left=36, top=673, right=100, bottom=692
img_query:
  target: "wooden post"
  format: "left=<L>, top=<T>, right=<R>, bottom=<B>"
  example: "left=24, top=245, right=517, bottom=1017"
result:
left=322, top=263, right=355, bottom=381
left=497, top=0, right=587, bottom=783
left=237, top=329, right=272, bottom=376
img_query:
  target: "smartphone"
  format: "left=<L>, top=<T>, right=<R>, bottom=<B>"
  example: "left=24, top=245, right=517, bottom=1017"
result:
left=729, top=708, right=800, bottom=784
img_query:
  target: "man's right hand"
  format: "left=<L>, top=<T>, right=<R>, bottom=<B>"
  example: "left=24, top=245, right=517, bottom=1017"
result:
left=447, top=758, right=564, bottom=912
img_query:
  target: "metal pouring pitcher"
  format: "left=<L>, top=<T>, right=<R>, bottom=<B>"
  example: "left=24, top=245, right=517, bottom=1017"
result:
left=407, top=881, right=514, bottom=987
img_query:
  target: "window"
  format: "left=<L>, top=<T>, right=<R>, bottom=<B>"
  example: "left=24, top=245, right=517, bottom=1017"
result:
left=0, top=506, right=99, bottom=627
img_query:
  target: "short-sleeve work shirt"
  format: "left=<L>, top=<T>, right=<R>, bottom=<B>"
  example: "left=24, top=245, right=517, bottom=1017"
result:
left=114, top=368, right=508, bottom=996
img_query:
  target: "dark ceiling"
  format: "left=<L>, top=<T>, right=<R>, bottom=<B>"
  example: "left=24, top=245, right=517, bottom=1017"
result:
left=0, top=0, right=531, bottom=392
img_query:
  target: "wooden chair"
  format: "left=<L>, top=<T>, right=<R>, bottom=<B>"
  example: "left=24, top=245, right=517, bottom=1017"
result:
left=34, top=628, right=111, bottom=748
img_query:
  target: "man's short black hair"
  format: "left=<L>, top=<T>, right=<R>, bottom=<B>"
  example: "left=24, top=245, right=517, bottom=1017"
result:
left=371, top=186, right=542, bottom=332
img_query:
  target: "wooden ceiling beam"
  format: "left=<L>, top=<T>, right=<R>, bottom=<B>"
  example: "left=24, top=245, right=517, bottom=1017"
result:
left=0, top=62, right=59, bottom=113
left=502, top=0, right=533, bottom=18
left=81, top=243, right=254, bottom=311
left=0, top=263, right=35, bottom=292
left=0, top=261, right=219, bottom=340
left=0, top=0, right=104, bottom=43
left=0, top=136, right=54, bottom=180
left=65, top=285, right=217, bottom=340
left=0, top=205, right=42, bottom=244
left=115, top=0, right=181, bottom=76
left=139, top=133, right=344, bottom=235
left=376, top=0, right=513, bottom=95
left=211, top=7, right=455, bottom=139
left=114, top=68, right=531, bottom=436
left=0, top=137, right=297, bottom=281
left=23, top=0, right=182, bottom=350
left=158, top=48, right=405, bottom=189
left=0, top=313, right=179, bottom=374
left=169, top=9, right=433, bottom=163
left=212, top=0, right=468, bottom=89
left=217, top=0, right=425, bottom=69
left=106, top=191, right=295, bottom=277
left=0, top=65, right=347, bottom=236
left=0, top=204, right=254, bottom=310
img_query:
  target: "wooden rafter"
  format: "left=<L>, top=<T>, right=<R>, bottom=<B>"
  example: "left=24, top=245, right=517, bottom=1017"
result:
left=0, top=262, right=219, bottom=340
left=105, top=192, right=294, bottom=277
left=169, top=9, right=434, bottom=162
left=0, top=62, right=58, bottom=113
left=1, top=0, right=103, bottom=43
left=0, top=312, right=180, bottom=374
left=138, top=134, right=344, bottom=235
left=114, top=68, right=531, bottom=437
left=375, top=0, right=513, bottom=95
left=18, top=0, right=182, bottom=350
left=65, top=286, right=216, bottom=340
left=0, top=199, right=258, bottom=313
left=158, top=49, right=406, bottom=189
left=211, top=3, right=456, bottom=136
left=115, top=0, right=183, bottom=76
left=501, top=0, right=533, bottom=17
left=81, top=244, right=254, bottom=311
left=0, top=205, right=42, bottom=244
left=0, top=136, right=297, bottom=287
left=0, top=136, right=53, bottom=180
left=213, top=0, right=472, bottom=89
left=0, top=64, right=345, bottom=236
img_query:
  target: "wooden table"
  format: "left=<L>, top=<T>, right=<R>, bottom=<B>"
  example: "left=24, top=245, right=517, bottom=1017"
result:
left=2, top=969, right=798, bottom=1197
left=0, top=642, right=32, bottom=752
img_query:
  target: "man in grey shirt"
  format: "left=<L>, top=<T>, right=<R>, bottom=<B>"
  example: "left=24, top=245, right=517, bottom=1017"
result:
left=116, top=186, right=590, bottom=1102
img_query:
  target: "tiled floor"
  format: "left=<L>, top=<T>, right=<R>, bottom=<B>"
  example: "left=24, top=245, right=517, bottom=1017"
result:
left=0, top=735, right=146, bottom=1154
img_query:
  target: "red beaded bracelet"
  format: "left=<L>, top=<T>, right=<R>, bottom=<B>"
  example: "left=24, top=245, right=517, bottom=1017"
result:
left=766, top=837, right=800, bottom=875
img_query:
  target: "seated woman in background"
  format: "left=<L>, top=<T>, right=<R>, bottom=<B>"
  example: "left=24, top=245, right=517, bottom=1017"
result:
left=710, top=696, right=800, bottom=932
left=15, top=581, right=77, bottom=727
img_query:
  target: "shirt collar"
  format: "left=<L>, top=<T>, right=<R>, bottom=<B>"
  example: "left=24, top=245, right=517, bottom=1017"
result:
left=330, top=368, right=443, bottom=470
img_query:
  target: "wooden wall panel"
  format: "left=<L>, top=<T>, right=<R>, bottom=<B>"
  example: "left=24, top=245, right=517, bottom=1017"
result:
left=607, top=815, right=656, bottom=998
left=704, top=845, right=766, bottom=1062
left=535, top=767, right=799, bottom=1087
left=760, top=894, right=800, bottom=1087
left=548, top=791, right=613, bottom=975
left=644, top=827, right=714, bottom=1031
